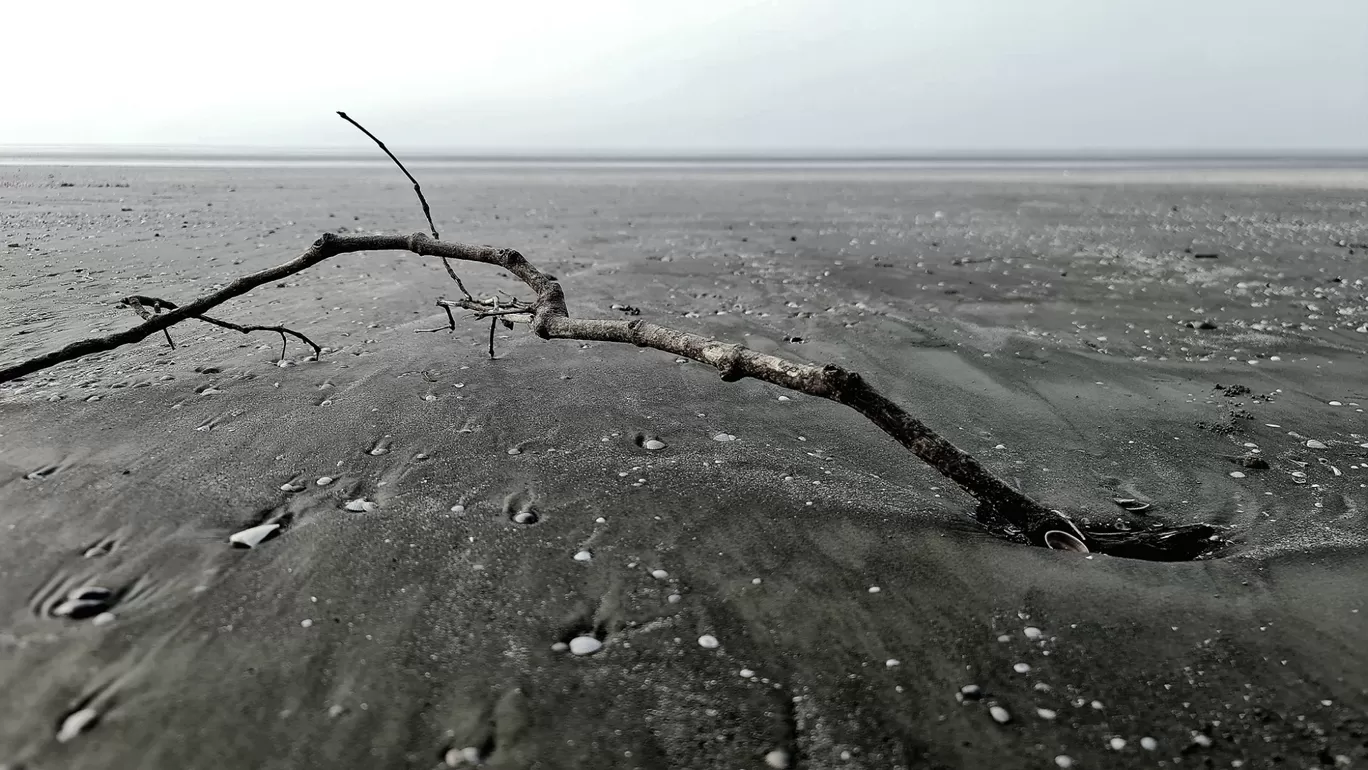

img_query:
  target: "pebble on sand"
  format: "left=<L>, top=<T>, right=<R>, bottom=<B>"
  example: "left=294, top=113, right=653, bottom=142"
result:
left=1109, top=737, right=1127, bottom=750
left=1140, top=737, right=1158, bottom=751
left=550, top=642, right=568, bottom=652
left=512, top=510, right=538, bottom=524
left=1013, top=663, right=1031, bottom=674
left=1055, top=756, right=1074, bottom=768
left=1036, top=708, right=1057, bottom=720
left=885, top=659, right=900, bottom=667
left=280, top=482, right=305, bottom=492
left=698, top=634, right=720, bottom=649
left=651, top=569, right=669, bottom=579
left=316, top=476, right=334, bottom=486
left=713, top=433, right=737, bottom=442
left=344, top=499, right=379, bottom=512
left=989, top=706, right=1011, bottom=724
left=1023, top=626, right=1043, bottom=640
left=569, top=636, right=602, bottom=656
left=643, top=439, right=666, bottom=451
left=739, top=669, right=756, bottom=678
left=229, top=523, right=281, bottom=548
left=764, top=749, right=791, bottom=769
left=57, top=707, right=99, bottom=743
left=667, top=594, right=682, bottom=604
left=573, top=550, right=593, bottom=562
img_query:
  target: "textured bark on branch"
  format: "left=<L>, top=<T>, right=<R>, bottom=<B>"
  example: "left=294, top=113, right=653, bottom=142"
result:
left=0, top=231, right=1221, bottom=560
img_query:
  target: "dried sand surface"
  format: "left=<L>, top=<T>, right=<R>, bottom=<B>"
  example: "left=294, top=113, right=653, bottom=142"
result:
left=2, top=166, right=1367, bottom=769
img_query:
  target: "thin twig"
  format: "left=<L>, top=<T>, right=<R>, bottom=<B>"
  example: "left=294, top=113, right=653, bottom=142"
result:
left=336, top=111, right=438, bottom=240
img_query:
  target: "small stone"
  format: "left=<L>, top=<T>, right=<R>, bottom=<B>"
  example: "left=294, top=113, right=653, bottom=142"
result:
left=1229, top=471, right=1246, bottom=478
left=667, top=594, right=682, bottom=604
left=989, top=705, right=1011, bottom=724
left=713, top=433, right=736, bottom=442
left=1036, top=708, right=1057, bottom=720
left=450, top=504, right=466, bottom=513
left=885, top=659, right=900, bottom=667
left=643, top=439, right=666, bottom=451
left=739, top=669, right=756, bottom=678
left=91, top=612, right=116, bottom=626
left=1055, top=756, right=1074, bottom=768
left=1109, top=737, right=1127, bottom=750
left=316, top=476, right=334, bottom=486
left=1191, top=732, right=1212, bottom=748
left=300, top=618, right=313, bottom=628
left=651, top=569, right=669, bottom=579
left=573, top=550, right=592, bottom=562
left=1023, top=626, right=1042, bottom=640
left=569, top=636, right=602, bottom=655
left=512, top=510, right=538, bottom=524
left=1140, top=737, right=1158, bottom=751
left=960, top=684, right=982, bottom=700
left=1306, top=440, right=1328, bottom=449
left=698, top=634, right=720, bottom=649
left=1329, top=401, right=1343, bottom=406
left=868, top=586, right=882, bottom=593
left=1013, top=663, right=1031, bottom=674
left=550, top=642, right=568, bottom=652
left=764, top=749, right=791, bottom=769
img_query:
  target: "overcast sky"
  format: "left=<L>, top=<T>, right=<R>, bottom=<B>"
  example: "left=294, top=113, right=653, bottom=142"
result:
left=4, top=0, right=1365, bottom=153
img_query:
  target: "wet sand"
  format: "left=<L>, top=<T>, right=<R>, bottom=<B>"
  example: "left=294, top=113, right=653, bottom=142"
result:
left=1, top=165, right=1366, bottom=769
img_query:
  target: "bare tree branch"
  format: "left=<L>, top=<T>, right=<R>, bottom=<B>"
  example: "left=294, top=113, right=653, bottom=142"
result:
left=0, top=231, right=1222, bottom=559
left=118, top=295, right=322, bottom=360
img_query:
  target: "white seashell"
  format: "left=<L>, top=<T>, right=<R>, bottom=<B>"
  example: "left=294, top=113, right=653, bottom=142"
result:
left=573, top=550, right=593, bottom=562
left=316, top=476, right=334, bottom=486
left=1306, top=440, right=1327, bottom=449
left=1044, top=529, right=1089, bottom=553
left=344, top=499, right=378, bottom=512
left=57, top=707, right=99, bottom=742
left=569, top=636, right=602, bottom=655
left=989, top=705, right=1011, bottom=724
left=698, top=634, right=720, bottom=649
left=713, top=433, right=737, bottom=442
left=280, top=482, right=305, bottom=492
left=764, top=749, right=791, bottom=769
left=643, top=439, right=666, bottom=450
left=229, top=523, right=280, bottom=548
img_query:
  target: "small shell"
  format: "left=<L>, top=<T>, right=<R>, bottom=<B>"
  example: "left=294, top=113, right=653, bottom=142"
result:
left=1044, top=530, right=1089, bottom=553
left=569, top=636, right=602, bottom=656
left=229, top=523, right=281, bottom=548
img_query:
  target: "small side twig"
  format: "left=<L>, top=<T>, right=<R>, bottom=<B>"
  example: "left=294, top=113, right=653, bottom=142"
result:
left=119, top=295, right=321, bottom=361
left=336, top=111, right=438, bottom=241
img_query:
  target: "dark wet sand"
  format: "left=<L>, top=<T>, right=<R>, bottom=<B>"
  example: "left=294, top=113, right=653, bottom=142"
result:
left=2, top=166, right=1366, bottom=769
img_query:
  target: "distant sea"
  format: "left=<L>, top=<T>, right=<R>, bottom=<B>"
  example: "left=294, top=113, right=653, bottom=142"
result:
left=2, top=146, right=1366, bottom=171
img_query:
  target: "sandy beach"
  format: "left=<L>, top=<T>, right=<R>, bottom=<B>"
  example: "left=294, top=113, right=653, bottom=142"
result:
left=2, top=164, right=1366, bottom=769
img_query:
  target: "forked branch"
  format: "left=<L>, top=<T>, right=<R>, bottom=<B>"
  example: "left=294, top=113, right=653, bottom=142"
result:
left=0, top=231, right=1222, bottom=560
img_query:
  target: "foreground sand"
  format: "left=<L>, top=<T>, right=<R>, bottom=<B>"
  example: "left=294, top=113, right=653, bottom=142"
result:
left=1, top=165, right=1366, bottom=769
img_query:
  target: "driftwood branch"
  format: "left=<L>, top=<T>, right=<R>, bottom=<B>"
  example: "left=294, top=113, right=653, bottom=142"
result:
left=121, top=295, right=322, bottom=360
left=0, top=231, right=1222, bottom=560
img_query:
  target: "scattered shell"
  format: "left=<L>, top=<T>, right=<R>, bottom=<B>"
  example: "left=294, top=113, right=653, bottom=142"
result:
left=1306, top=440, right=1328, bottom=449
left=512, top=510, right=538, bottom=524
left=1109, top=737, right=1127, bottom=750
left=713, top=433, right=737, bottom=442
left=550, top=642, right=568, bottom=652
left=651, top=569, right=669, bottom=579
left=739, top=669, right=756, bottom=678
left=1229, top=471, right=1246, bottom=478
left=698, top=634, right=720, bottom=649
left=229, top=523, right=280, bottom=548
left=280, top=482, right=305, bottom=492
left=1055, top=756, right=1074, bottom=769
left=989, top=705, right=1012, bottom=724
left=960, top=684, right=982, bottom=700
left=569, top=636, right=602, bottom=656
left=1013, top=663, right=1032, bottom=674
left=57, top=708, right=99, bottom=743
left=1044, top=529, right=1089, bottom=553
left=1023, top=627, right=1043, bottom=640
left=450, top=504, right=466, bottom=513
left=764, top=749, right=791, bottom=769
left=1036, top=708, right=1057, bottom=720
left=1112, top=497, right=1152, bottom=512
left=1140, top=737, right=1158, bottom=751
left=369, top=447, right=389, bottom=456
left=444, top=746, right=483, bottom=767
left=643, top=439, right=666, bottom=451
left=344, top=499, right=378, bottom=512
left=573, top=550, right=593, bottom=562
left=316, top=476, right=334, bottom=486
left=868, top=586, right=882, bottom=593
left=885, top=659, right=900, bottom=667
